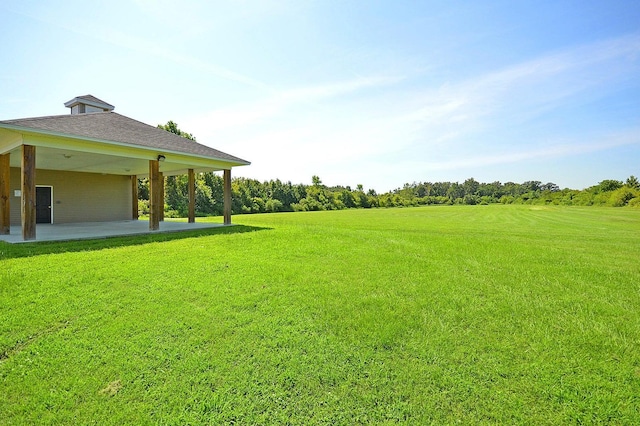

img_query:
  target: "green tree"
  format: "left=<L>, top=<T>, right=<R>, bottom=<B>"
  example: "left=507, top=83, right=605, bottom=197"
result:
left=339, top=190, right=356, bottom=208
left=265, top=199, right=284, bottom=212
left=541, top=182, right=560, bottom=192
left=165, top=175, right=187, bottom=215
left=195, top=176, right=215, bottom=215
left=203, top=173, right=224, bottom=215
left=626, top=175, right=640, bottom=190
left=503, top=182, right=521, bottom=197
left=462, top=177, right=480, bottom=197
left=478, top=181, right=503, bottom=200
left=157, top=121, right=214, bottom=215
left=522, top=181, right=542, bottom=193
left=138, top=178, right=149, bottom=200
left=446, top=183, right=464, bottom=202
left=430, top=182, right=450, bottom=197
left=157, top=120, right=196, bottom=141
left=596, top=179, right=623, bottom=193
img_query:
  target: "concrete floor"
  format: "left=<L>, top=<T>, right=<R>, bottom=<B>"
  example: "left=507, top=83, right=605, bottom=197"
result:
left=0, top=220, right=227, bottom=243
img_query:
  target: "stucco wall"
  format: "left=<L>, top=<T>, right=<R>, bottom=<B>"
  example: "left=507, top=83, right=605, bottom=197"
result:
left=9, top=168, right=133, bottom=225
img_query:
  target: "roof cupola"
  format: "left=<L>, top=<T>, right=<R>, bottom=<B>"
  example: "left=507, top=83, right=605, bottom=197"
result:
left=64, top=95, right=114, bottom=114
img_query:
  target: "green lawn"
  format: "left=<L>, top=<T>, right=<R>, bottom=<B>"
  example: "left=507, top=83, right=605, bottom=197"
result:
left=1, top=205, right=639, bottom=424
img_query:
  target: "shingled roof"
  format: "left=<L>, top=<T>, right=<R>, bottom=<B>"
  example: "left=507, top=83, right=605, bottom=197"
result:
left=0, top=111, right=249, bottom=165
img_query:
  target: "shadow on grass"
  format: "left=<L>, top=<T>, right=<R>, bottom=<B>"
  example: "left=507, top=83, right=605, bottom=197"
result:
left=0, top=225, right=270, bottom=260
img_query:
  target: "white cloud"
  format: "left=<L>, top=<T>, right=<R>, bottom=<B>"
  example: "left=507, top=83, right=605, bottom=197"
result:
left=183, top=75, right=402, bottom=131
left=404, top=33, right=640, bottom=128
left=415, top=128, right=640, bottom=172
left=203, top=33, right=640, bottom=189
left=7, top=3, right=274, bottom=92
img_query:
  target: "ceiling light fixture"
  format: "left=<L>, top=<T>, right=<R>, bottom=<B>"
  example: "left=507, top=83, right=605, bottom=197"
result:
left=157, top=154, right=166, bottom=162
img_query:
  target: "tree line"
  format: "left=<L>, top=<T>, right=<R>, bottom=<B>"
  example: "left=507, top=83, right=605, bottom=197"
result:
left=141, top=121, right=639, bottom=217
left=137, top=174, right=640, bottom=217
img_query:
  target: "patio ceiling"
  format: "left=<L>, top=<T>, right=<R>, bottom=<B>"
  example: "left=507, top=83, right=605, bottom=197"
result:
left=4, top=144, right=222, bottom=177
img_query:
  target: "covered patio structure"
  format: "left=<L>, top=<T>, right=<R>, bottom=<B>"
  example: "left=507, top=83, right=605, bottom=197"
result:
left=0, top=95, right=250, bottom=242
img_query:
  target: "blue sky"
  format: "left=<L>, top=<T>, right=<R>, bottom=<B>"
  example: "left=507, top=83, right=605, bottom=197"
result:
left=1, top=0, right=639, bottom=192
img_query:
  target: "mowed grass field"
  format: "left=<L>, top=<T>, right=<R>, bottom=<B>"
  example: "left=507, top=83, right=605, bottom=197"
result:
left=1, top=205, right=639, bottom=424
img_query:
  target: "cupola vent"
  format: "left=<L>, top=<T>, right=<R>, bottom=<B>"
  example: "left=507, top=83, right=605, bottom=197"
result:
left=64, top=95, right=115, bottom=114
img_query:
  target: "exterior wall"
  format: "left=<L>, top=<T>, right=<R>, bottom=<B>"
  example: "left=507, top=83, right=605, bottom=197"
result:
left=9, top=168, right=132, bottom=225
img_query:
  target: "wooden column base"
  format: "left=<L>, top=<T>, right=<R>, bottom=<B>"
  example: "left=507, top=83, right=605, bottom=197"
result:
left=149, top=160, right=160, bottom=231
left=22, top=145, right=36, bottom=240
left=0, top=153, right=10, bottom=235
left=188, top=169, right=195, bottom=223
left=131, top=175, right=139, bottom=220
left=223, top=169, right=231, bottom=225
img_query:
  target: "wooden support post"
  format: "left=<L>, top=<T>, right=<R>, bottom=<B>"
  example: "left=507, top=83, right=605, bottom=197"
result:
left=159, top=172, right=165, bottom=222
left=223, top=169, right=231, bottom=225
left=149, top=160, right=160, bottom=231
left=21, top=145, right=36, bottom=240
left=188, top=169, right=195, bottom=223
left=131, top=175, right=139, bottom=220
left=0, top=153, right=10, bottom=235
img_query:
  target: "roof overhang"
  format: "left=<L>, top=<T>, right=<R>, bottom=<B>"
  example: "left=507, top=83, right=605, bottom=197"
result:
left=0, top=124, right=249, bottom=177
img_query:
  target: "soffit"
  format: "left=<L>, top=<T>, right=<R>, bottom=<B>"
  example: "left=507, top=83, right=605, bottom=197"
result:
left=4, top=145, right=223, bottom=177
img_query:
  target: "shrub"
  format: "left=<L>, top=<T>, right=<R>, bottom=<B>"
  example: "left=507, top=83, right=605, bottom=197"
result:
left=463, top=195, right=479, bottom=205
left=291, top=198, right=323, bottom=211
left=138, top=199, right=149, bottom=215
left=251, top=197, right=266, bottom=213
left=500, top=195, right=515, bottom=204
left=265, top=199, right=284, bottom=213
left=609, top=187, right=640, bottom=207
left=627, top=197, right=640, bottom=208
left=164, top=209, right=182, bottom=218
left=480, top=196, right=494, bottom=205
left=291, top=203, right=305, bottom=212
left=573, top=194, right=591, bottom=205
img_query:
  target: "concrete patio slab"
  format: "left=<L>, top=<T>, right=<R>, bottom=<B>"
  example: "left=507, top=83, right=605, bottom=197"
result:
left=0, top=220, right=227, bottom=243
